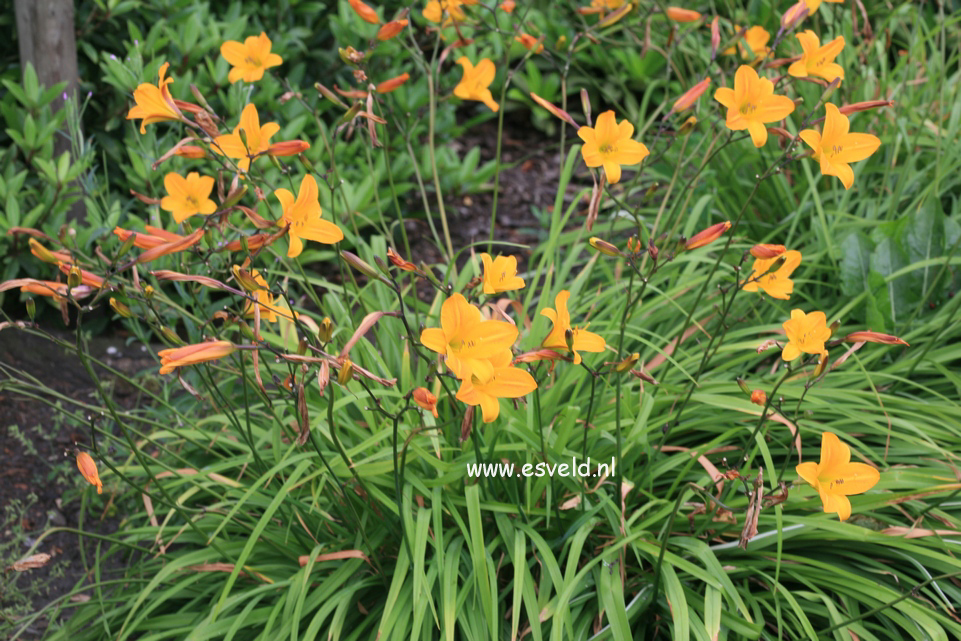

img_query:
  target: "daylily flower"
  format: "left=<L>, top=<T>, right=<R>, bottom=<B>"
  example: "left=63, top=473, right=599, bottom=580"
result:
left=412, top=387, right=439, bottom=418
left=453, top=57, right=499, bottom=113
left=126, top=62, right=184, bottom=134
left=455, top=351, right=537, bottom=423
left=741, top=250, right=802, bottom=299
left=541, top=290, right=606, bottom=365
left=76, top=451, right=103, bottom=494
left=423, top=0, right=477, bottom=24
left=420, top=293, right=519, bottom=382
left=801, top=0, right=843, bottom=14
left=724, top=26, right=770, bottom=59
left=158, top=340, right=236, bottom=375
left=161, top=172, right=217, bottom=224
left=781, top=309, right=832, bottom=361
left=796, top=431, right=880, bottom=521
left=213, top=103, right=280, bottom=172
left=799, top=103, right=881, bottom=190
left=220, top=32, right=283, bottom=83
left=714, top=65, right=795, bottom=147
left=480, top=253, right=525, bottom=295
left=788, top=31, right=844, bottom=85
left=576, top=110, right=650, bottom=184
left=275, top=174, right=344, bottom=258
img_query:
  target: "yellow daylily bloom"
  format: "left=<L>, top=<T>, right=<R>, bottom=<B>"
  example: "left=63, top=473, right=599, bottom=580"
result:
left=455, top=351, right=537, bottom=423
left=798, top=103, right=881, bottom=190
left=781, top=309, right=832, bottom=361
left=275, top=174, right=344, bottom=258
left=714, top=65, right=795, bottom=147
left=576, top=110, right=650, bottom=184
left=213, top=103, right=281, bottom=172
left=788, top=31, right=844, bottom=86
left=126, top=62, right=184, bottom=134
left=420, top=293, right=518, bottom=382
left=423, top=0, right=478, bottom=23
left=453, top=57, right=499, bottom=113
left=742, top=249, right=802, bottom=299
left=480, top=253, right=525, bottom=295
left=796, top=431, right=880, bottom=521
left=541, top=290, right=606, bottom=364
left=161, top=172, right=217, bottom=224
left=220, top=32, right=283, bottom=84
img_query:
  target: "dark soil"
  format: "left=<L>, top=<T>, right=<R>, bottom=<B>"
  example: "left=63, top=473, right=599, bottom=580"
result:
left=0, top=327, right=155, bottom=638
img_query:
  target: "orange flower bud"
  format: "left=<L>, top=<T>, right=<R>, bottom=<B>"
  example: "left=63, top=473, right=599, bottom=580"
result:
left=338, top=358, right=354, bottom=385
left=376, top=19, right=408, bottom=40
left=174, top=145, right=208, bottom=159
left=589, top=237, right=622, bottom=257
left=412, top=387, right=439, bottom=418
left=500, top=0, right=516, bottom=12
left=710, top=16, right=720, bottom=58
left=780, top=1, right=808, bottom=30
left=530, top=92, right=579, bottom=128
left=376, top=73, right=410, bottom=94
left=76, top=451, right=103, bottom=494
left=678, top=115, right=698, bottom=134
left=671, top=77, right=711, bottom=113
left=515, top=33, right=544, bottom=54
left=843, top=331, right=909, bottom=347
left=348, top=0, right=380, bottom=24
left=812, top=349, right=830, bottom=378
left=29, top=238, right=69, bottom=264
left=387, top=247, right=418, bottom=271
left=685, top=221, right=732, bottom=250
left=158, top=340, right=236, bottom=375
left=513, top=349, right=565, bottom=364
left=838, top=100, right=895, bottom=116
left=109, top=297, right=133, bottom=318
left=749, top=243, right=787, bottom=259
left=267, top=140, right=311, bottom=156
left=666, top=7, right=702, bottom=22
left=135, top=228, right=205, bottom=264
left=750, top=389, right=767, bottom=406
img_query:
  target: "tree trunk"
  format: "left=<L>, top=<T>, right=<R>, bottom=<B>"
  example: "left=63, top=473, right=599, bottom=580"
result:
left=14, top=0, right=86, bottom=221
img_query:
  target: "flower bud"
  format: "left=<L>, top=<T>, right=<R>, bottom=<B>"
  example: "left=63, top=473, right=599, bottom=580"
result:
left=671, top=77, right=711, bottom=113
left=377, top=19, right=408, bottom=41
left=750, top=389, right=767, bottom=406
left=665, top=7, right=701, bottom=22
left=780, top=1, right=808, bottom=31
left=318, top=317, right=334, bottom=344
left=348, top=0, right=380, bottom=24
left=315, top=82, right=348, bottom=108
left=710, top=17, right=720, bottom=58
left=500, top=0, right=515, bottom=12
left=838, top=100, right=895, bottom=116
left=28, top=238, right=60, bottom=264
left=342, top=250, right=391, bottom=284
left=76, top=451, right=103, bottom=494
left=812, top=350, right=830, bottom=379
left=678, top=116, right=698, bottom=135
left=376, top=73, right=410, bottom=94
left=564, top=328, right=575, bottom=353
left=610, top=352, right=639, bottom=373
left=231, top=265, right=261, bottom=293
left=267, top=140, right=311, bottom=157
left=160, top=326, right=184, bottom=345
left=685, top=221, right=732, bottom=250
left=109, top=297, right=133, bottom=318
left=144, top=285, right=155, bottom=299
left=25, top=297, right=36, bottom=320
left=338, top=359, right=354, bottom=385
left=67, top=266, right=82, bottom=288
left=750, top=244, right=786, bottom=259
left=412, top=387, right=439, bottom=418
left=387, top=247, right=418, bottom=272
left=174, top=145, right=207, bottom=159
left=589, top=237, right=622, bottom=257
left=736, top=378, right=751, bottom=394
left=843, top=331, right=909, bottom=347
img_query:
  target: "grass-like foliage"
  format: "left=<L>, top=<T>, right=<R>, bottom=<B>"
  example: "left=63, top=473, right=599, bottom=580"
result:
left=3, top=1, right=961, bottom=639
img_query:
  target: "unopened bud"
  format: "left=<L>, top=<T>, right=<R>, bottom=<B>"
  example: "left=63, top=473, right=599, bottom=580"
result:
left=750, top=244, right=786, bottom=259
left=315, top=82, right=348, bottom=109
left=28, top=238, right=59, bottom=264
left=828, top=320, right=840, bottom=336
left=222, top=184, right=248, bottom=208
left=387, top=247, right=418, bottom=272
left=648, top=238, right=659, bottom=263
left=25, top=298, right=36, bottom=319
left=160, top=326, right=184, bottom=345
left=611, top=352, right=639, bottom=373
left=144, top=285, right=155, bottom=299
left=685, top=221, right=732, bottom=250
left=665, top=7, right=702, bottom=22
left=297, top=338, right=308, bottom=356
left=267, top=140, right=311, bottom=157
left=671, top=78, right=711, bottom=114
left=812, top=350, right=829, bottom=379
left=342, top=250, right=390, bottom=284
left=232, top=265, right=261, bottom=293
left=377, top=19, right=408, bottom=40
left=736, top=378, right=751, bottom=394
left=348, top=0, right=380, bottom=24
left=318, top=317, right=333, bottom=343
left=338, top=359, right=354, bottom=385
left=589, top=237, right=622, bottom=257
left=376, top=73, right=410, bottom=94
left=564, top=328, right=575, bottom=353
left=238, top=321, right=256, bottom=341
left=843, top=331, right=909, bottom=346
left=67, top=267, right=82, bottom=288
left=710, top=17, right=720, bottom=58
left=109, top=297, right=132, bottom=318
left=412, top=387, right=439, bottom=418
left=678, top=116, right=698, bottom=135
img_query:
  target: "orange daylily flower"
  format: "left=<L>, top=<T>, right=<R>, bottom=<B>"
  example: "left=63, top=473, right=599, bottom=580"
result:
left=724, top=26, right=770, bottom=59
left=714, top=65, right=795, bottom=147
left=798, top=103, right=882, bottom=190
left=126, top=62, right=184, bottom=134
left=158, top=340, right=236, bottom=375
left=423, top=0, right=478, bottom=23
left=455, top=351, right=537, bottom=423
left=500, top=0, right=516, bottom=12
left=788, top=31, right=845, bottom=85
left=161, top=172, right=217, bottom=224
left=796, top=431, right=880, bottom=521
left=480, top=253, right=525, bottom=295
left=685, top=221, right=731, bottom=249
left=412, top=387, right=439, bottom=418
left=541, top=290, right=606, bottom=365
left=213, top=103, right=281, bottom=172
left=577, top=110, right=650, bottom=184
left=420, top=293, right=519, bottom=382
left=348, top=0, right=381, bottom=24
left=377, top=19, right=408, bottom=40
left=275, top=174, right=344, bottom=258
left=220, top=32, right=283, bottom=84
left=741, top=250, right=802, bottom=299
left=781, top=309, right=832, bottom=361
left=453, top=57, right=499, bottom=113
left=665, top=7, right=701, bottom=22
left=76, top=451, right=103, bottom=494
